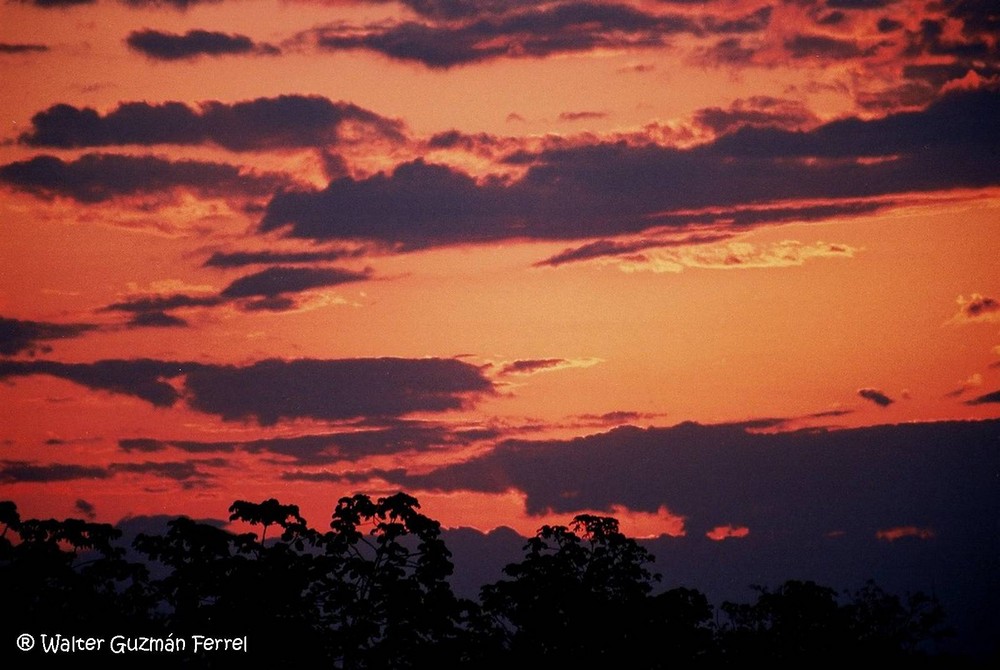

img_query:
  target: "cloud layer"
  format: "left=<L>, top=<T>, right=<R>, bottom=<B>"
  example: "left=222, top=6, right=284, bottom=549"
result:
left=0, top=357, right=495, bottom=424
left=20, top=96, right=404, bottom=151
left=260, top=88, right=1000, bottom=249
left=384, top=419, right=1000, bottom=539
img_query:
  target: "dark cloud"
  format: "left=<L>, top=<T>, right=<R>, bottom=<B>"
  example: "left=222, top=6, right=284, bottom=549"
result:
left=101, top=294, right=220, bottom=328
left=805, top=408, right=854, bottom=419
left=426, top=130, right=505, bottom=153
left=817, top=10, right=846, bottom=26
left=827, top=0, right=897, bottom=8
left=119, top=0, right=221, bottom=8
left=856, top=82, right=938, bottom=112
left=260, top=159, right=516, bottom=248
left=905, top=17, right=992, bottom=60
left=126, top=29, right=278, bottom=61
left=397, top=0, right=540, bottom=20
left=263, top=89, right=1000, bottom=249
left=858, top=388, right=894, bottom=406
left=0, top=316, right=98, bottom=356
left=0, top=458, right=222, bottom=486
left=240, top=296, right=298, bottom=312
left=584, top=410, right=651, bottom=423
left=965, top=389, right=1000, bottom=405
left=0, top=357, right=494, bottom=425
left=784, top=33, right=868, bottom=60
left=219, top=266, right=372, bottom=299
left=498, top=358, right=567, bottom=375
left=877, top=17, right=903, bottom=32
left=183, top=358, right=495, bottom=425
left=127, top=311, right=189, bottom=328
left=702, top=5, right=772, bottom=33
left=698, top=36, right=757, bottom=65
left=74, top=498, right=96, bottom=519
left=534, top=233, right=732, bottom=267
left=943, top=0, right=1000, bottom=37
left=309, top=3, right=701, bottom=68
left=654, top=201, right=890, bottom=231
left=0, top=153, right=289, bottom=204
left=384, top=418, right=1000, bottom=540
left=674, top=85, right=998, bottom=160
left=21, top=96, right=404, bottom=151
left=558, top=111, right=608, bottom=121
left=108, top=459, right=223, bottom=485
left=960, top=294, right=1000, bottom=318
left=103, top=294, right=223, bottom=314
left=901, top=63, right=999, bottom=92
left=617, top=62, right=655, bottom=73
left=693, top=96, right=819, bottom=135
left=102, top=266, right=370, bottom=324
left=0, top=359, right=190, bottom=406
left=314, top=3, right=774, bottom=68
left=280, top=467, right=408, bottom=484
left=0, top=461, right=110, bottom=483
left=203, top=248, right=364, bottom=268
left=535, top=238, right=678, bottom=267
left=121, top=420, right=500, bottom=464
left=572, top=410, right=664, bottom=427
left=0, top=43, right=49, bottom=54
left=120, top=438, right=177, bottom=453
left=15, top=0, right=94, bottom=6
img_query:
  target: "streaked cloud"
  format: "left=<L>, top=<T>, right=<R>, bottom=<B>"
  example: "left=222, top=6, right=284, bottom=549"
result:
left=203, top=247, right=365, bottom=268
left=0, top=317, right=99, bottom=356
left=260, top=88, right=999, bottom=250
left=304, top=3, right=704, bottom=69
left=496, top=357, right=601, bottom=376
left=20, top=96, right=405, bottom=151
left=0, top=458, right=224, bottom=487
left=0, top=153, right=291, bottom=204
left=0, top=357, right=496, bottom=424
left=119, top=419, right=503, bottom=464
left=219, top=266, right=372, bottom=299
left=126, top=29, right=279, bottom=60
left=100, top=265, right=372, bottom=323
left=0, top=43, right=48, bottom=54
left=965, top=389, right=1000, bottom=406
left=377, top=418, right=1000, bottom=540
left=858, top=388, right=894, bottom=407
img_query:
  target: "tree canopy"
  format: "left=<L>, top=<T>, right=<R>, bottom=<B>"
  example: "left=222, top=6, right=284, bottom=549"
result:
left=0, top=495, right=971, bottom=668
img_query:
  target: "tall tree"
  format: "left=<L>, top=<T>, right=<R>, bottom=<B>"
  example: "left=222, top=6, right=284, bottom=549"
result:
left=480, top=514, right=672, bottom=664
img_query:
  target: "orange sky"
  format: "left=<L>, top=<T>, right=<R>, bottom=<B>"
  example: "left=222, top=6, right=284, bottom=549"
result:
left=0, top=0, right=998, bottom=541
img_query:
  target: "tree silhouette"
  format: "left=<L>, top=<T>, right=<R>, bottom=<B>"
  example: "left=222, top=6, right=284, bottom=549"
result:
left=0, top=496, right=971, bottom=667
left=133, top=509, right=323, bottom=665
left=845, top=579, right=953, bottom=661
left=716, top=578, right=953, bottom=664
left=479, top=514, right=670, bottom=664
left=0, top=501, right=151, bottom=636
left=314, top=492, right=473, bottom=669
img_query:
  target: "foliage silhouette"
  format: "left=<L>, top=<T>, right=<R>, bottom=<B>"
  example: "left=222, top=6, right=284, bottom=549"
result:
left=1, top=501, right=152, bottom=637
left=0, top=495, right=975, bottom=668
left=479, top=513, right=699, bottom=665
left=716, top=579, right=953, bottom=665
left=309, top=492, right=474, bottom=668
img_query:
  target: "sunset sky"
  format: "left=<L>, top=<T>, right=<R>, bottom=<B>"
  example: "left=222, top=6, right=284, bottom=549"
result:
left=0, top=0, right=998, bottom=614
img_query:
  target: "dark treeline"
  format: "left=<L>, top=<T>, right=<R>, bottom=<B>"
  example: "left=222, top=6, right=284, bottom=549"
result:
left=0, top=494, right=984, bottom=668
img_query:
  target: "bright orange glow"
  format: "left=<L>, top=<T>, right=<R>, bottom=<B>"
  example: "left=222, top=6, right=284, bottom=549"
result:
left=876, top=526, right=936, bottom=542
left=706, top=525, right=751, bottom=541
